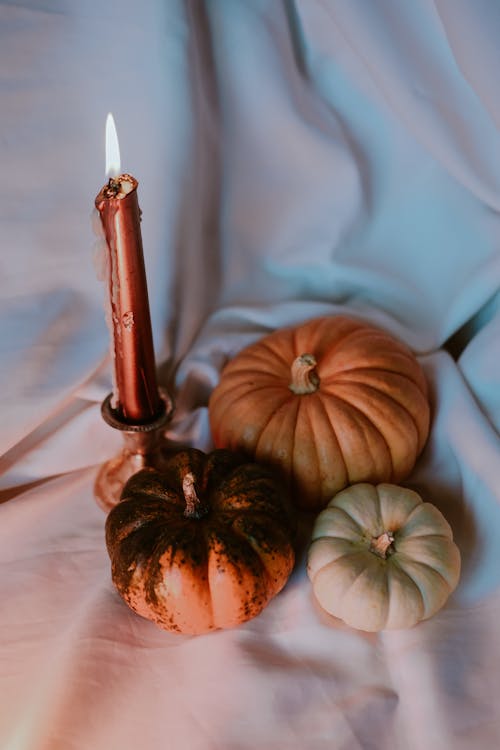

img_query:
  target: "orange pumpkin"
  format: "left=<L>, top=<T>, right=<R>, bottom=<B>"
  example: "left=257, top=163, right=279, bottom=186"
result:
left=105, top=448, right=295, bottom=634
left=209, top=315, right=430, bottom=511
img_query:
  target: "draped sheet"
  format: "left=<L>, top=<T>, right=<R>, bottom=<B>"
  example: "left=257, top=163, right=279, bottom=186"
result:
left=1, top=1, right=499, bottom=748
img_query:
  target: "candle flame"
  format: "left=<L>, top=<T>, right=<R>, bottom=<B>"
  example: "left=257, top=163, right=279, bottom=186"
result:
left=105, top=112, right=121, bottom=178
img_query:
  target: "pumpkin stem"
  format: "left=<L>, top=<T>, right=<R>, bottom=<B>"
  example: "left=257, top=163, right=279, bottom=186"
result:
left=182, top=472, right=207, bottom=519
left=370, top=531, right=395, bottom=559
left=289, top=354, right=320, bottom=395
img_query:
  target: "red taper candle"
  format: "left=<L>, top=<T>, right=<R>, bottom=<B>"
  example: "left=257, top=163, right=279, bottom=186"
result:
left=95, top=114, right=160, bottom=423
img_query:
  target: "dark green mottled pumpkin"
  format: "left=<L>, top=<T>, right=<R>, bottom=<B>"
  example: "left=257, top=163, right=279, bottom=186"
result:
left=105, top=448, right=296, bottom=634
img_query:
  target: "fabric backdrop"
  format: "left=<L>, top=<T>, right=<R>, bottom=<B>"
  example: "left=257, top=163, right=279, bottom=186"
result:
left=1, top=1, right=499, bottom=748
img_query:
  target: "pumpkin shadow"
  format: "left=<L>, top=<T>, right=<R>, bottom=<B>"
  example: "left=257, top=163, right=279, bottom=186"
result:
left=293, top=509, right=318, bottom=567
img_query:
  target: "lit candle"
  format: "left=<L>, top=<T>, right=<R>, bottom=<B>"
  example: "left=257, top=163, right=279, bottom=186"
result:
left=95, top=113, right=161, bottom=423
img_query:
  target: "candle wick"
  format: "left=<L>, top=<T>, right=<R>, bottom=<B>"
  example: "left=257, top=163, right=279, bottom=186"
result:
left=106, top=177, right=121, bottom=197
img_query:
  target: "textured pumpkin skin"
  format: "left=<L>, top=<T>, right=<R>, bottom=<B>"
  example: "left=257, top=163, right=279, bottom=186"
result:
left=307, top=483, right=461, bottom=631
left=105, top=448, right=295, bottom=635
left=208, top=315, right=430, bottom=511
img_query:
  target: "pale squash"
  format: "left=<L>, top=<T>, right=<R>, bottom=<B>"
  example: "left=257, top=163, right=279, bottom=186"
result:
left=307, top=483, right=461, bottom=631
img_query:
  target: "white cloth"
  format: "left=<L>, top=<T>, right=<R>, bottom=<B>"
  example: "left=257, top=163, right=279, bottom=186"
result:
left=1, top=1, right=499, bottom=748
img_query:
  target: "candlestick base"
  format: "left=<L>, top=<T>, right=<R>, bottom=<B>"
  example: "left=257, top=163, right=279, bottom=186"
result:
left=94, top=389, right=174, bottom=513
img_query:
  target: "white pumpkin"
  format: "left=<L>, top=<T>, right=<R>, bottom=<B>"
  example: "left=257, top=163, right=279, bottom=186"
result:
left=307, top=483, right=461, bottom=632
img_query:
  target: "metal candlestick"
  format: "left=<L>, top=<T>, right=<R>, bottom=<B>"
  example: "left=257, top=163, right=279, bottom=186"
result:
left=94, top=388, right=174, bottom=512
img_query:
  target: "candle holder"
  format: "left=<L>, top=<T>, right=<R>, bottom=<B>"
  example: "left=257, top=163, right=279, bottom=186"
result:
left=94, top=388, right=174, bottom=513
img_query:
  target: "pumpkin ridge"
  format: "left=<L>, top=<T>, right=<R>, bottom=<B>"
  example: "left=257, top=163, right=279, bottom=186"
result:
left=213, top=376, right=293, bottom=412
left=206, top=523, right=262, bottom=570
left=355, top=331, right=414, bottom=352
left=208, top=462, right=295, bottom=531
left=327, top=383, right=418, bottom=438
left=322, top=506, right=366, bottom=538
left=108, top=511, right=182, bottom=569
left=325, top=393, right=393, bottom=483
left=288, top=319, right=359, bottom=368
left=252, top=337, right=296, bottom=371
left=288, top=395, right=316, bottom=495
left=214, top=492, right=291, bottom=528
left=341, top=554, right=391, bottom=629
left=330, top=484, right=383, bottom=537
left=208, top=386, right=251, bottom=439
left=329, top=375, right=427, bottom=451
left=328, top=365, right=426, bottom=390
left=401, top=503, right=453, bottom=538
left=209, top=377, right=250, bottom=414
left=230, top=514, right=292, bottom=588
left=329, top=326, right=381, bottom=351
left=394, top=550, right=456, bottom=590
left=301, top=394, right=345, bottom=500
left=117, top=515, right=179, bottom=552
left=157, top=532, right=212, bottom=632
left=214, top=387, right=292, bottom=451
left=324, top=551, right=385, bottom=626
left=390, top=555, right=449, bottom=618
left=120, top=489, right=184, bottom=515
left=322, top=362, right=427, bottom=391
left=398, top=530, right=453, bottom=542
left=311, top=547, right=368, bottom=585
left=202, top=563, right=216, bottom=629
left=105, top=502, right=155, bottom=547
left=205, top=525, right=267, bottom=625
left=385, top=561, right=426, bottom=626
left=372, top=490, right=385, bottom=541
left=330, top=374, right=424, bottom=420
left=220, top=339, right=293, bottom=376
left=121, top=476, right=185, bottom=507
left=199, top=523, right=217, bottom=626
left=300, top=397, right=321, bottom=494
left=386, top=557, right=426, bottom=617
left=214, top=376, right=289, bottom=395
left=238, top=386, right=293, bottom=424
left=347, top=329, right=418, bottom=358
left=328, top=380, right=420, bottom=477
left=314, top=394, right=349, bottom=484
left=212, top=470, right=268, bottom=499
left=300, top=319, right=365, bottom=359
left=144, top=524, right=198, bottom=608
left=254, top=393, right=299, bottom=468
